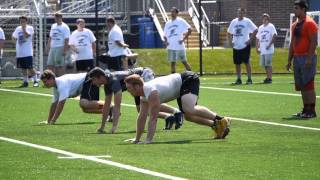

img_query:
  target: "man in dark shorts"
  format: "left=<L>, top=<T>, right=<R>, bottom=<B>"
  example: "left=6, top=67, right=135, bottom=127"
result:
left=12, top=16, right=39, bottom=87
left=287, top=0, right=318, bottom=118
left=88, top=67, right=183, bottom=134
left=227, top=8, right=257, bottom=85
left=69, top=19, right=96, bottom=72
left=124, top=71, right=231, bottom=144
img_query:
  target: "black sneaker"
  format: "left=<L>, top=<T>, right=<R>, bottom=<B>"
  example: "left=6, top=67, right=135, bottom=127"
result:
left=263, top=78, right=272, bottom=84
left=174, top=112, right=184, bottom=129
left=246, top=78, right=253, bottom=85
left=19, top=81, right=28, bottom=88
left=232, top=79, right=242, bottom=85
left=164, top=115, right=175, bottom=130
left=292, top=108, right=306, bottom=117
left=300, top=111, right=317, bottom=119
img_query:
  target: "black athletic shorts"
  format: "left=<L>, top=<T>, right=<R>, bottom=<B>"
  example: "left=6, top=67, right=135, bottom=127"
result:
left=108, top=56, right=124, bottom=71
left=80, top=75, right=99, bottom=101
left=233, top=45, right=251, bottom=65
left=17, top=56, right=33, bottom=69
left=177, top=71, right=200, bottom=113
left=76, top=59, right=94, bottom=72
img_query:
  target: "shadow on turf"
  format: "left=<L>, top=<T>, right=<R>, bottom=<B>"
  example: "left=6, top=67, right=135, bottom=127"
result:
left=282, top=117, right=311, bottom=121
left=119, top=138, right=223, bottom=145
left=33, top=121, right=99, bottom=126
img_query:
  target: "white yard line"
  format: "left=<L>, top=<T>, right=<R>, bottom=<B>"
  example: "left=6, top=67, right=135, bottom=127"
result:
left=58, top=155, right=112, bottom=159
left=200, top=86, right=320, bottom=98
left=0, top=88, right=319, bottom=132
left=0, top=136, right=187, bottom=180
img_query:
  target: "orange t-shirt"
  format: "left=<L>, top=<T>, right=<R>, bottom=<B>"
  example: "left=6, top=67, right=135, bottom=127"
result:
left=291, top=16, right=318, bottom=56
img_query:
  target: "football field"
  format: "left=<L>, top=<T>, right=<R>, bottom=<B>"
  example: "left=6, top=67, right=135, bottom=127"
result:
left=0, top=74, right=319, bottom=180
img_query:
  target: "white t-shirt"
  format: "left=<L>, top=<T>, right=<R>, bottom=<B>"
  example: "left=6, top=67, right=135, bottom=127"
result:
left=12, top=25, right=34, bottom=57
left=227, top=17, right=257, bottom=50
left=69, top=28, right=96, bottom=60
left=164, top=17, right=191, bottom=50
left=0, top=27, right=5, bottom=59
left=52, top=73, right=87, bottom=102
left=256, top=23, right=277, bottom=55
left=50, top=22, right=70, bottom=48
left=107, top=24, right=125, bottom=57
left=142, top=73, right=182, bottom=103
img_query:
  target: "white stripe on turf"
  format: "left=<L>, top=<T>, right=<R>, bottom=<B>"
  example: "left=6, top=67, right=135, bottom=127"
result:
left=0, top=136, right=187, bottom=180
left=58, top=155, right=112, bottom=159
left=0, top=88, right=319, bottom=131
left=200, top=86, right=320, bottom=98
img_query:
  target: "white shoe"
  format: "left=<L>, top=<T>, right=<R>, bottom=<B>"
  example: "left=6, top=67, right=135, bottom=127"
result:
left=33, top=81, right=39, bottom=87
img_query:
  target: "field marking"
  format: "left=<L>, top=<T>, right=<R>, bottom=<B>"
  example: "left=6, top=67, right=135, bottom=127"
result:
left=231, top=117, right=320, bottom=131
left=0, top=136, right=187, bottom=180
left=0, top=88, right=319, bottom=132
left=200, top=86, right=320, bottom=98
left=58, top=155, right=112, bottom=159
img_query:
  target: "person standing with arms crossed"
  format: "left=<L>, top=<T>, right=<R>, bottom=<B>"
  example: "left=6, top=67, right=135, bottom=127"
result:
left=287, top=0, right=318, bottom=118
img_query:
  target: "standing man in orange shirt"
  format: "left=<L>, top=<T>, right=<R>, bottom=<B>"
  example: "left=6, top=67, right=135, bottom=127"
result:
left=287, top=0, right=318, bottom=118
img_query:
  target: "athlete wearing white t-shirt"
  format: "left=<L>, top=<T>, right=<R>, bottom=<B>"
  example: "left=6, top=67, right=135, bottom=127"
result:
left=124, top=72, right=231, bottom=144
left=40, top=69, right=107, bottom=125
left=47, top=13, right=71, bottom=76
left=106, top=16, right=128, bottom=71
left=228, top=8, right=257, bottom=85
left=12, top=16, right=39, bottom=88
left=256, top=13, right=277, bottom=84
left=164, top=7, right=192, bottom=73
left=69, top=19, right=96, bottom=72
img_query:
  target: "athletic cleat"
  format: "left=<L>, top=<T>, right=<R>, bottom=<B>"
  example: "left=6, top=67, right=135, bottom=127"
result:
left=174, top=112, right=184, bottom=129
left=263, top=78, right=272, bottom=84
left=246, top=79, right=253, bottom=85
left=213, top=117, right=231, bottom=139
left=33, top=81, right=39, bottom=87
left=232, top=79, right=242, bottom=85
left=163, top=115, right=175, bottom=130
left=292, top=109, right=306, bottom=118
left=19, top=81, right=28, bottom=88
left=300, top=112, right=317, bottom=119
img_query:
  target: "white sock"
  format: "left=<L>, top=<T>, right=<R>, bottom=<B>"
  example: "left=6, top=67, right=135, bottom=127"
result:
left=32, top=75, right=37, bottom=82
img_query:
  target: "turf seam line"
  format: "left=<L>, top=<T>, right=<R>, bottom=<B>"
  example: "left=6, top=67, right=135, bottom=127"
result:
left=0, top=136, right=187, bottom=180
left=0, top=88, right=319, bottom=131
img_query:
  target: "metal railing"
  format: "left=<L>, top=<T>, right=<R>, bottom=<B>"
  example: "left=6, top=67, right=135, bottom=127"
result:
left=188, top=0, right=210, bottom=46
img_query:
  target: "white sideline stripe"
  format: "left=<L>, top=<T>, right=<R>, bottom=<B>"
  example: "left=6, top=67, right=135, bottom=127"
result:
left=0, top=88, right=319, bottom=131
left=200, top=86, right=320, bottom=98
left=231, top=117, right=320, bottom=131
left=0, top=136, right=187, bottom=180
left=58, top=155, right=112, bottom=159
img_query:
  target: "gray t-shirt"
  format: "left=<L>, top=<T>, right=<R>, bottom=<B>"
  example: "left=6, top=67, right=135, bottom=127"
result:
left=142, top=73, right=182, bottom=103
left=103, top=68, right=145, bottom=95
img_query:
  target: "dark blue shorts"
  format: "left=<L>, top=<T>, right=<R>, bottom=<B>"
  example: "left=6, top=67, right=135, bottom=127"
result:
left=80, top=75, right=99, bottom=100
left=17, top=56, right=33, bottom=69
left=108, top=56, right=124, bottom=71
